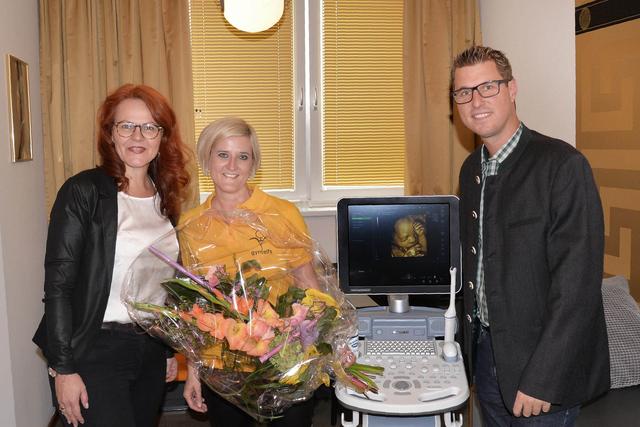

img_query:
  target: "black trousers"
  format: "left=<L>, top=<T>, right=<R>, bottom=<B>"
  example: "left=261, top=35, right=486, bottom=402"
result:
left=202, top=383, right=315, bottom=427
left=50, top=328, right=167, bottom=427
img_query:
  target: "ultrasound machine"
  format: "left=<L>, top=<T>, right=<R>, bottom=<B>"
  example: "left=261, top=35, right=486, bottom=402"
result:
left=334, top=196, right=469, bottom=427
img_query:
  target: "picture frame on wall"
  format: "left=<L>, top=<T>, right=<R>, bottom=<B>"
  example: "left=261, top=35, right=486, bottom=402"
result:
left=6, top=54, right=33, bottom=162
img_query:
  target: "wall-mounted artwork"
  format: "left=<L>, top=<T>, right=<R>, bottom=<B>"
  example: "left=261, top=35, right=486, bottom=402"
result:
left=576, top=2, right=640, bottom=299
left=6, top=54, right=33, bottom=162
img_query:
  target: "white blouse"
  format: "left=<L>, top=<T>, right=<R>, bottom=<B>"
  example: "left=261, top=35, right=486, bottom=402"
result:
left=102, top=192, right=178, bottom=324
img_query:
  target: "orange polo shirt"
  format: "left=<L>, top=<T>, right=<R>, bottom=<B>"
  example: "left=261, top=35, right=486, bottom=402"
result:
left=178, top=187, right=312, bottom=302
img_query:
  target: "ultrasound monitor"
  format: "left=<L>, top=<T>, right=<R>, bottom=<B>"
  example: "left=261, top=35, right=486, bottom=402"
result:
left=337, top=196, right=461, bottom=299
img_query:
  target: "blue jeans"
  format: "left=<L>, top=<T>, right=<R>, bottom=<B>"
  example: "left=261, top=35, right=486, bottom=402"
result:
left=475, top=326, right=580, bottom=427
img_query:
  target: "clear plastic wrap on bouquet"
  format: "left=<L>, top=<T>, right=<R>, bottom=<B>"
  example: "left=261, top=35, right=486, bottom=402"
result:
left=123, top=207, right=382, bottom=421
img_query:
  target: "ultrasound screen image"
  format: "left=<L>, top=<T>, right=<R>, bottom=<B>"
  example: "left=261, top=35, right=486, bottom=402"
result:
left=347, top=204, right=450, bottom=289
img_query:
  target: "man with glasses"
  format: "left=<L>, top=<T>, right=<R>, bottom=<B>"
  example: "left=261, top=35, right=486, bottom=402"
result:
left=453, top=46, right=609, bottom=426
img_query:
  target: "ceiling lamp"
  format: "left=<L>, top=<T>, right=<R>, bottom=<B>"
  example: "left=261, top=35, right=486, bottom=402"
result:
left=222, top=0, right=285, bottom=33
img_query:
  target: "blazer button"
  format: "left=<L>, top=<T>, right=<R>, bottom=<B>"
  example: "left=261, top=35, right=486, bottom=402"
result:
left=468, top=281, right=474, bottom=290
left=475, top=175, right=481, bottom=184
left=466, top=314, right=473, bottom=323
left=472, top=210, right=478, bottom=220
left=470, top=246, right=477, bottom=255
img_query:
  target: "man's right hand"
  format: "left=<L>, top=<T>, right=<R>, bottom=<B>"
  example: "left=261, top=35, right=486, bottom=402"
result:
left=183, top=364, right=207, bottom=413
left=513, top=390, right=551, bottom=417
left=55, top=373, right=89, bottom=426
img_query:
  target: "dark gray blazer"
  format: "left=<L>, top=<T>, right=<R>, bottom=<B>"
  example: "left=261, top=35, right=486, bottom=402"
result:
left=459, top=126, right=610, bottom=412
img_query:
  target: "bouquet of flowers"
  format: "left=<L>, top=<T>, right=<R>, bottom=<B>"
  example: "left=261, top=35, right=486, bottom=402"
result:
left=123, top=207, right=382, bottom=421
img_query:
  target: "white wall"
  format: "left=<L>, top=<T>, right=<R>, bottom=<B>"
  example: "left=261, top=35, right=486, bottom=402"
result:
left=304, top=210, right=338, bottom=263
left=480, top=0, right=576, bottom=145
left=0, top=0, right=50, bottom=426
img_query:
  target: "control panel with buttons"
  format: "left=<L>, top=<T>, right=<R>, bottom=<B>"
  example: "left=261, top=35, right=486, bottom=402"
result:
left=335, top=339, right=468, bottom=415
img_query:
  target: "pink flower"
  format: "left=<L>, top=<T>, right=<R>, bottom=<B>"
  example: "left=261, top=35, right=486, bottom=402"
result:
left=190, top=304, right=205, bottom=316
left=225, top=319, right=249, bottom=351
left=241, top=337, right=273, bottom=357
left=212, top=288, right=227, bottom=302
left=188, top=305, right=227, bottom=340
left=256, top=299, right=284, bottom=329
left=232, top=295, right=254, bottom=316
left=287, top=303, right=309, bottom=327
left=179, top=303, right=204, bottom=323
left=248, top=318, right=272, bottom=339
left=204, top=266, right=221, bottom=288
left=196, top=313, right=219, bottom=334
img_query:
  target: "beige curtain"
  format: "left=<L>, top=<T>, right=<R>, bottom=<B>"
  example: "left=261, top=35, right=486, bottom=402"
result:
left=39, top=0, right=198, bottom=212
left=403, top=0, right=481, bottom=196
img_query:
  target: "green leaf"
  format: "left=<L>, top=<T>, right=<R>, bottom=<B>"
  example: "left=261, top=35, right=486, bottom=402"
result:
left=275, top=287, right=306, bottom=317
left=349, top=362, right=384, bottom=375
left=132, top=302, right=180, bottom=320
left=316, top=342, right=332, bottom=355
left=163, top=279, right=201, bottom=303
left=161, top=278, right=236, bottom=316
left=317, top=307, right=338, bottom=336
left=217, top=279, right=234, bottom=295
left=241, top=259, right=262, bottom=272
left=346, top=366, right=381, bottom=391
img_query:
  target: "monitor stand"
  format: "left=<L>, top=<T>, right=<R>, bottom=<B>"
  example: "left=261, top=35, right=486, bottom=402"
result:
left=387, top=294, right=410, bottom=314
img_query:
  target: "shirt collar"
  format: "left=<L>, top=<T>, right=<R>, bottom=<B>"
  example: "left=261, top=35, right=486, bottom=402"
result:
left=481, top=122, right=523, bottom=165
left=204, top=185, right=261, bottom=211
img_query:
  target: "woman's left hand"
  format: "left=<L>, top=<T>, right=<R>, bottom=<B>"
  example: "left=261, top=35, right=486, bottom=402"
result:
left=166, top=357, right=178, bottom=382
left=183, top=363, right=207, bottom=413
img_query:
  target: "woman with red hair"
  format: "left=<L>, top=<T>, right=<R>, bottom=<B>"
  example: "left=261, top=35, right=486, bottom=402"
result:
left=33, top=84, right=191, bottom=426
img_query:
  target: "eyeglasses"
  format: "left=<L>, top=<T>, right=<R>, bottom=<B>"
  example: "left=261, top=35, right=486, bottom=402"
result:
left=451, top=79, right=511, bottom=104
left=114, top=121, right=163, bottom=139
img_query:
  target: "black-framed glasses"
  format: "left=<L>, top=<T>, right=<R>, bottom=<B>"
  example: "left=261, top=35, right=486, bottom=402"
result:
left=114, top=121, right=163, bottom=139
left=451, top=79, right=511, bottom=104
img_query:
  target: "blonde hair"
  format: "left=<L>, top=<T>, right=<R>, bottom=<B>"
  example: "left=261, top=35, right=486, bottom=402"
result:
left=197, top=117, right=261, bottom=178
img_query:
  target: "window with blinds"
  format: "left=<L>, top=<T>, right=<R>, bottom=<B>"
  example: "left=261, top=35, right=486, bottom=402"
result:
left=322, top=0, right=405, bottom=188
left=189, top=0, right=295, bottom=193
left=189, top=0, right=405, bottom=200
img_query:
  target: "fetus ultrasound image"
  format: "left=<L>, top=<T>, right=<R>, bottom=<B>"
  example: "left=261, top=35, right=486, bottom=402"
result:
left=391, top=215, right=427, bottom=258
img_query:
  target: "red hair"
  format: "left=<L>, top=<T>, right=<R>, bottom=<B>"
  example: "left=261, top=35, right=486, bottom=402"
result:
left=97, top=84, right=191, bottom=222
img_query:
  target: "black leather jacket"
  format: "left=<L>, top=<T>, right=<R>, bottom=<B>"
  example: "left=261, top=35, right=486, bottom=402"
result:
left=33, top=168, right=121, bottom=374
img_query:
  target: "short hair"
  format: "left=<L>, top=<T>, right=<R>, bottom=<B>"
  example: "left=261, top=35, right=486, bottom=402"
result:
left=97, top=84, right=191, bottom=222
left=452, top=45, right=513, bottom=85
left=197, top=117, right=261, bottom=178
